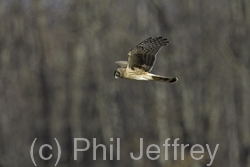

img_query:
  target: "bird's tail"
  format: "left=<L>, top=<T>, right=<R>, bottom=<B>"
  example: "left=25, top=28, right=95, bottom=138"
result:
left=151, top=74, right=178, bottom=83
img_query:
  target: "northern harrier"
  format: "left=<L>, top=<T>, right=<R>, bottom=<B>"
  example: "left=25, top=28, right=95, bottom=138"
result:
left=114, top=37, right=178, bottom=83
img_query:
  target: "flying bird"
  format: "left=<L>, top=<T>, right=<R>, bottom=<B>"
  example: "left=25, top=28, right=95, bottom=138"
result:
left=114, top=37, right=178, bottom=83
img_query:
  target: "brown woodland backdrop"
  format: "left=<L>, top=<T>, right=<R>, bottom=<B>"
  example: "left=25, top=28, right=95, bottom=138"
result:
left=0, top=0, right=250, bottom=167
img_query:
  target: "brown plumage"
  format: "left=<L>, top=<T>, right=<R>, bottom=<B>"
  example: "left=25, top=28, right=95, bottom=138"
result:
left=114, top=37, right=178, bottom=83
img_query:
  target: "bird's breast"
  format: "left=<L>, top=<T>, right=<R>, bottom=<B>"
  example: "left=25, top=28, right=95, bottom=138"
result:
left=124, top=68, right=152, bottom=81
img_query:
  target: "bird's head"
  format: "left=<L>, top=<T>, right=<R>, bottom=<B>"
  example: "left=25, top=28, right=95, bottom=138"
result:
left=114, top=69, right=121, bottom=79
left=114, top=68, right=124, bottom=79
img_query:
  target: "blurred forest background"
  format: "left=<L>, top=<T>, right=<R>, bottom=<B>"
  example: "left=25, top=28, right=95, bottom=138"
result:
left=0, top=0, right=250, bottom=167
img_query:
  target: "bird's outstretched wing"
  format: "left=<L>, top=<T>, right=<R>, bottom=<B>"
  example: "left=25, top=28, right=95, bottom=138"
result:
left=115, top=61, right=128, bottom=68
left=127, top=37, right=169, bottom=72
